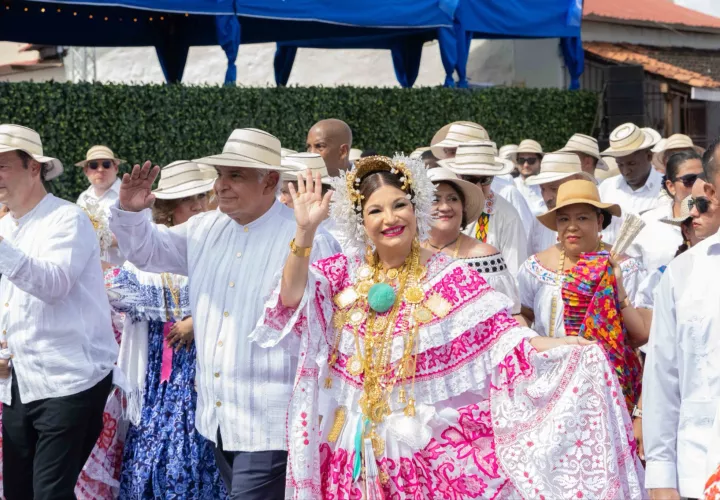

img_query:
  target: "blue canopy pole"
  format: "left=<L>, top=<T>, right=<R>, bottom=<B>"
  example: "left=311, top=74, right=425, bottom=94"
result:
left=215, top=15, right=241, bottom=84
left=437, top=26, right=457, bottom=88
left=274, top=45, right=298, bottom=86
left=155, top=41, right=189, bottom=83
left=560, top=37, right=584, bottom=90
left=390, top=36, right=424, bottom=88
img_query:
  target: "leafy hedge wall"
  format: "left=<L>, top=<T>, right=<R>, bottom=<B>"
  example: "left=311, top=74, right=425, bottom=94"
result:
left=0, top=82, right=597, bottom=201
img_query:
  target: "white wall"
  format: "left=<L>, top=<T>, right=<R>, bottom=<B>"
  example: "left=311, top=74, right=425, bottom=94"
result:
left=512, top=38, right=565, bottom=88
left=674, top=0, right=720, bottom=18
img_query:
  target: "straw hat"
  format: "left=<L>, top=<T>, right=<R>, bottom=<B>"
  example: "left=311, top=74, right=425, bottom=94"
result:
left=280, top=152, right=331, bottom=184
left=439, top=141, right=514, bottom=177
left=651, top=134, right=705, bottom=170
left=426, top=167, right=484, bottom=223
left=601, top=123, right=662, bottom=158
left=525, top=152, right=597, bottom=186
left=595, top=156, right=620, bottom=182
left=349, top=148, right=363, bottom=162
left=193, top=128, right=290, bottom=170
left=410, top=147, right=431, bottom=160
left=152, top=161, right=217, bottom=200
left=537, top=179, right=621, bottom=231
left=509, top=139, right=544, bottom=163
left=660, top=195, right=693, bottom=226
left=281, top=148, right=297, bottom=158
left=75, top=145, right=124, bottom=168
left=498, top=144, right=518, bottom=160
left=0, top=124, right=63, bottom=181
left=431, top=121, right=490, bottom=159
left=558, top=133, right=608, bottom=171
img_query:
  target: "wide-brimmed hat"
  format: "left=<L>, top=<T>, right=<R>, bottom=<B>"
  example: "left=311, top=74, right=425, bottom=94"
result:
left=660, top=195, right=693, bottom=226
left=430, top=121, right=490, bottom=159
left=439, top=141, right=514, bottom=177
left=498, top=144, right=518, bottom=160
left=509, top=139, right=544, bottom=163
left=537, top=179, right=622, bottom=231
left=349, top=148, right=363, bottom=162
left=281, top=148, right=297, bottom=158
left=525, top=152, right=597, bottom=186
left=426, top=166, right=484, bottom=223
left=602, top=123, right=662, bottom=158
left=0, top=124, right=63, bottom=181
left=558, top=133, right=608, bottom=171
left=651, top=133, right=705, bottom=170
left=193, top=128, right=290, bottom=170
left=152, top=161, right=217, bottom=200
left=280, top=152, right=332, bottom=184
left=410, top=147, right=431, bottom=160
left=75, top=145, right=124, bottom=168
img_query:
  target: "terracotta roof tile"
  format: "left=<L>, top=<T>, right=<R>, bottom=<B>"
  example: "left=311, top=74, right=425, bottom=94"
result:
left=584, top=0, right=720, bottom=30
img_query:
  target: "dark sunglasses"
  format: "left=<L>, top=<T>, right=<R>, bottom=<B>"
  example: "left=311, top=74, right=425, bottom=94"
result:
left=87, top=160, right=114, bottom=170
left=517, top=157, right=538, bottom=166
left=689, top=196, right=711, bottom=214
left=674, top=173, right=699, bottom=188
left=462, top=175, right=493, bottom=186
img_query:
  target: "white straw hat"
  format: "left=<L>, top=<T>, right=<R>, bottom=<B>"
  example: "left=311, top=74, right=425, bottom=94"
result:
left=152, top=161, right=217, bottom=200
left=439, top=141, right=514, bottom=177
left=431, top=121, right=490, bottom=159
left=498, top=144, right=518, bottom=160
left=652, top=133, right=704, bottom=170
left=0, top=124, right=63, bottom=181
left=525, top=152, right=597, bottom=186
left=660, top=195, right=693, bottom=226
left=193, top=128, right=290, bottom=170
left=281, top=148, right=297, bottom=158
left=558, top=133, right=608, bottom=171
left=348, top=148, right=363, bottom=162
left=75, top=145, right=124, bottom=168
left=595, top=156, right=620, bottom=182
left=601, top=123, right=661, bottom=158
left=280, top=152, right=332, bottom=184
left=410, top=147, right=431, bottom=160
left=426, top=166, right=484, bottom=223
left=509, top=139, right=544, bottom=163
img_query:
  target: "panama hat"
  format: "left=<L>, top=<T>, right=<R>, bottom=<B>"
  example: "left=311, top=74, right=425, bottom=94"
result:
left=0, top=124, right=63, bottom=181
left=348, top=148, right=363, bottom=162
left=75, top=145, right=124, bottom=168
left=660, top=195, right=693, bottom=226
left=193, top=128, right=290, bottom=170
left=595, top=156, right=620, bottom=182
left=602, top=123, right=662, bottom=158
left=280, top=152, right=332, bottom=184
left=498, top=144, right=518, bottom=160
left=281, top=148, right=297, bottom=158
left=426, top=166, right=484, bottom=223
left=537, top=179, right=621, bottom=231
left=558, top=134, right=608, bottom=171
left=509, top=139, right=544, bottom=163
left=410, top=147, right=431, bottom=160
left=651, top=134, right=704, bottom=170
left=152, top=161, right=217, bottom=200
left=525, top=152, right=597, bottom=186
left=439, top=141, right=514, bottom=177
left=431, top=121, right=490, bottom=160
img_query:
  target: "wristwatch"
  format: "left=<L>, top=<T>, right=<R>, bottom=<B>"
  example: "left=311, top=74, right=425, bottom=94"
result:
left=632, top=406, right=643, bottom=418
left=289, top=238, right=312, bottom=258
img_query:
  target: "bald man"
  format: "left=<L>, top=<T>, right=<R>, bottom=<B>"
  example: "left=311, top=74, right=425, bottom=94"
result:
left=306, top=119, right=353, bottom=177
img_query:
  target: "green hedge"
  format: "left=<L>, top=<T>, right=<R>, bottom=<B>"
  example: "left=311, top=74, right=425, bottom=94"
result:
left=0, top=82, right=598, bottom=201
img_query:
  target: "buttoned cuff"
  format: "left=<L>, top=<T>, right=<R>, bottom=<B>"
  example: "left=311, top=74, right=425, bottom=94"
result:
left=109, top=202, right=149, bottom=227
left=645, top=461, right=677, bottom=490
left=0, top=237, right=26, bottom=279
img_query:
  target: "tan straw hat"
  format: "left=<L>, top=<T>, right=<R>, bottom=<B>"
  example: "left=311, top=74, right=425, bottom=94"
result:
left=558, top=133, right=608, bottom=171
left=431, top=121, right=490, bottom=159
left=193, top=128, right=290, bottom=170
left=0, top=124, right=63, bottom=181
left=439, top=141, right=514, bottom=177
left=660, top=195, right=693, bottom=226
left=601, top=123, right=661, bottom=158
left=426, top=166, right=485, bottom=223
left=75, top=145, right=124, bottom=168
left=509, top=139, right=544, bottom=163
left=652, top=134, right=704, bottom=170
left=537, top=179, right=621, bottom=231
left=498, top=144, right=518, bottom=160
left=525, top=152, right=597, bottom=186
left=280, top=152, right=331, bottom=184
left=152, top=161, right=217, bottom=200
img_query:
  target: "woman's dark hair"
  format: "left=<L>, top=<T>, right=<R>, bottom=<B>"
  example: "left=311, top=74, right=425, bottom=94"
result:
left=675, top=219, right=693, bottom=257
left=598, top=208, right=613, bottom=230
left=662, top=150, right=702, bottom=196
left=435, top=181, right=468, bottom=229
left=358, top=170, right=415, bottom=214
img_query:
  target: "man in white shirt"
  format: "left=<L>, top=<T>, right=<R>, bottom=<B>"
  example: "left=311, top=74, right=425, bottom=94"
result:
left=643, top=137, right=720, bottom=500
left=510, top=139, right=546, bottom=216
left=0, top=124, right=118, bottom=498
left=76, top=145, right=126, bottom=265
left=306, top=119, right=353, bottom=177
left=599, top=123, right=663, bottom=243
left=110, top=128, right=339, bottom=499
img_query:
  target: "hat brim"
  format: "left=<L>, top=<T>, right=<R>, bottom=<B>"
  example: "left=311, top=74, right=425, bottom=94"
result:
left=537, top=199, right=621, bottom=231
left=556, top=146, right=609, bottom=171
left=0, top=145, right=63, bottom=181
left=525, top=171, right=597, bottom=186
left=430, top=140, right=460, bottom=160
left=281, top=171, right=332, bottom=185
left=652, top=145, right=705, bottom=171
left=439, top=157, right=515, bottom=177
left=429, top=177, right=485, bottom=223
left=602, top=129, right=661, bottom=158
left=153, top=178, right=216, bottom=200
left=659, top=215, right=691, bottom=227
left=192, top=152, right=291, bottom=171
left=75, top=158, right=124, bottom=168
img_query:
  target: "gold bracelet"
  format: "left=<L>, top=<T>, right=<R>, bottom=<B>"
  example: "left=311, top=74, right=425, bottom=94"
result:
left=289, top=238, right=312, bottom=258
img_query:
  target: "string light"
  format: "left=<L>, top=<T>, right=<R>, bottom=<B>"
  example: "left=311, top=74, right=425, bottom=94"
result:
left=149, top=16, right=153, bottom=21
left=57, top=8, right=61, bottom=12
left=88, top=14, right=93, bottom=18
left=73, top=11, right=77, bottom=16
left=4, top=6, right=175, bottom=25
left=104, top=16, right=108, bottom=20
left=40, top=7, right=45, bottom=12
left=23, top=7, right=28, bottom=11
left=160, top=16, right=164, bottom=20
left=133, top=17, right=137, bottom=22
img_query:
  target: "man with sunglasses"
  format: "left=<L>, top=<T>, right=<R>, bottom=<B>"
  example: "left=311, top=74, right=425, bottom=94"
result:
left=643, top=137, right=720, bottom=500
left=76, top=145, right=126, bottom=265
left=511, top=139, right=546, bottom=216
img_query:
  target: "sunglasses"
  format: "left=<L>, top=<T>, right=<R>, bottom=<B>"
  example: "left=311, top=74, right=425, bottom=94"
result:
left=517, top=157, right=538, bottom=166
left=87, top=160, right=114, bottom=170
left=462, top=175, right=493, bottom=186
left=674, top=173, right=699, bottom=188
left=689, top=196, right=711, bottom=214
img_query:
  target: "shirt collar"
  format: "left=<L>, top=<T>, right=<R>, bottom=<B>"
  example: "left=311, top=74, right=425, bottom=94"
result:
left=10, top=193, right=53, bottom=227
left=708, top=229, right=720, bottom=254
left=621, top=167, right=662, bottom=194
left=85, top=178, right=121, bottom=200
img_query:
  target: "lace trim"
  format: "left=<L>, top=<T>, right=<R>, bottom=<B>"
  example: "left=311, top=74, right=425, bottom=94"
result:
left=524, top=254, right=642, bottom=286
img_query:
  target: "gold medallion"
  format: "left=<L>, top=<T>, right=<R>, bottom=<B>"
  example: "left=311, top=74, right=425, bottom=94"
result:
left=386, top=268, right=399, bottom=280
left=413, top=306, right=433, bottom=324
left=348, top=308, right=366, bottom=325
left=356, top=280, right=372, bottom=297
left=369, top=400, right=391, bottom=423
left=376, top=271, right=386, bottom=283
left=334, top=287, right=359, bottom=309
left=373, top=315, right=388, bottom=332
left=347, top=354, right=364, bottom=376
left=425, top=292, right=452, bottom=318
left=404, top=286, right=425, bottom=304
left=357, top=265, right=374, bottom=281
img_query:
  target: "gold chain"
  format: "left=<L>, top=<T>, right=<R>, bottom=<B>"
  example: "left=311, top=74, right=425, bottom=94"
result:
left=161, top=272, right=182, bottom=321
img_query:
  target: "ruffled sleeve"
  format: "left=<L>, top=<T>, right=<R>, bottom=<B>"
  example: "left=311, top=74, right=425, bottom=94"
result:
left=517, top=256, right=544, bottom=310
left=620, top=257, right=646, bottom=304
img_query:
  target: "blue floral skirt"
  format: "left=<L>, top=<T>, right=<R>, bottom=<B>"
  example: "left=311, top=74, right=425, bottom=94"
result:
left=119, top=320, right=227, bottom=499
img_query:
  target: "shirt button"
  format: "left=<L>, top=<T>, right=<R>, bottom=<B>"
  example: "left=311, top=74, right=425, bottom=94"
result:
left=214, top=372, right=220, bottom=378
left=218, top=341, right=223, bottom=347
left=2, top=330, right=5, bottom=335
left=216, top=401, right=222, bottom=407
left=229, top=282, right=235, bottom=288
left=236, top=252, right=242, bottom=258
left=4, top=303, right=7, bottom=308
left=243, top=227, right=249, bottom=233
left=223, top=311, right=229, bottom=317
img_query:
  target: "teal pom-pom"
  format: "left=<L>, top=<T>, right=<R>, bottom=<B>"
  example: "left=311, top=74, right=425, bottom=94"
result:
left=367, top=283, right=396, bottom=313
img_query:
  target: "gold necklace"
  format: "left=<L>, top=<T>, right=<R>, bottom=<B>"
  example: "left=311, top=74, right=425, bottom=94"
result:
left=161, top=273, right=182, bottom=321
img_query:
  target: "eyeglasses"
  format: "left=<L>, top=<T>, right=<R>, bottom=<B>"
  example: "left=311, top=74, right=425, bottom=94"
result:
left=674, top=173, right=699, bottom=188
left=462, top=175, right=493, bottom=186
left=689, top=196, right=711, bottom=214
left=87, top=160, right=114, bottom=170
left=517, top=157, right=538, bottom=166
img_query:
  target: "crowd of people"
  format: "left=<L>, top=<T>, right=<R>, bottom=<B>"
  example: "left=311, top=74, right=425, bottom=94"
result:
left=0, top=115, right=718, bottom=499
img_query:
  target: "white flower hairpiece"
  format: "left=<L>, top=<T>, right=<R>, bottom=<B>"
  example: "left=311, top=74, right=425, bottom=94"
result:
left=329, top=154, right=435, bottom=256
